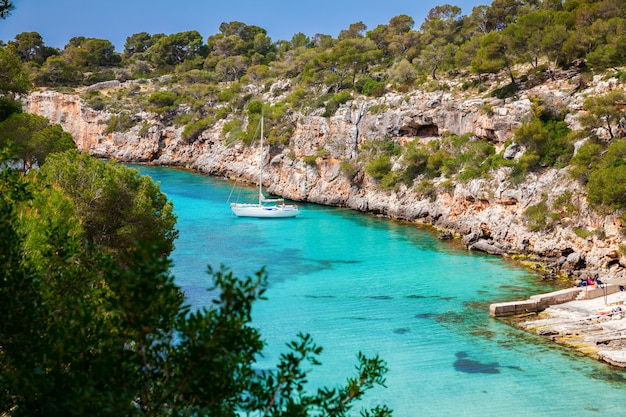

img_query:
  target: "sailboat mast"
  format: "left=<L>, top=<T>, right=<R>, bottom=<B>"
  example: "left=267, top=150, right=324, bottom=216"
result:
left=258, top=114, right=264, bottom=205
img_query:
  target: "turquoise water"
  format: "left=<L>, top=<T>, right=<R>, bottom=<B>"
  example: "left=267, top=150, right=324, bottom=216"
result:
left=135, top=165, right=626, bottom=417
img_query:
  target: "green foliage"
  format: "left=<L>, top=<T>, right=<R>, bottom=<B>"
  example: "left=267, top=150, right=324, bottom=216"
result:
left=0, top=112, right=75, bottom=171
left=147, top=30, right=205, bottom=68
left=365, top=154, right=392, bottom=180
left=0, top=151, right=390, bottom=416
left=104, top=112, right=135, bottom=133
left=449, top=137, right=496, bottom=181
left=579, top=90, right=626, bottom=140
left=586, top=139, right=626, bottom=211
left=304, top=147, right=330, bottom=165
left=491, top=82, right=518, bottom=99
left=147, top=90, right=179, bottom=113
left=480, top=103, right=494, bottom=115
left=357, top=77, right=386, bottom=97
left=400, top=141, right=429, bottom=184
left=513, top=107, right=573, bottom=171
left=218, top=87, right=236, bottom=102
left=82, top=90, right=108, bottom=110
left=569, top=140, right=603, bottom=183
left=0, top=46, right=32, bottom=95
left=368, top=104, right=388, bottom=114
left=340, top=159, right=357, bottom=177
left=574, top=228, right=594, bottom=239
left=35, top=55, right=83, bottom=86
left=182, top=116, right=212, bottom=143
left=303, top=154, right=318, bottom=166
left=247, top=99, right=263, bottom=114
left=286, top=88, right=308, bottom=109
left=322, top=91, right=352, bottom=117
left=439, top=179, right=455, bottom=194
left=37, top=150, right=178, bottom=258
left=552, top=190, right=577, bottom=218
left=223, top=119, right=246, bottom=145
left=0, top=95, right=22, bottom=122
left=414, top=179, right=437, bottom=201
left=524, top=198, right=550, bottom=231
left=172, top=112, right=192, bottom=127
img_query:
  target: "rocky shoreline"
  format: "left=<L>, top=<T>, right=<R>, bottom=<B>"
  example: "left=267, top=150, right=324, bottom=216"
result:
left=23, top=83, right=626, bottom=285
left=513, top=289, right=626, bottom=369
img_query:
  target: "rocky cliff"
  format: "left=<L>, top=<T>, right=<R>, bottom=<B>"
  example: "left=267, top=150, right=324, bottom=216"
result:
left=23, top=76, right=626, bottom=283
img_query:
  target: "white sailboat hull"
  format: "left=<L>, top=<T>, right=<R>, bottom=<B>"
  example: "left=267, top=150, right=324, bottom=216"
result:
left=230, top=203, right=300, bottom=218
left=228, top=114, right=301, bottom=219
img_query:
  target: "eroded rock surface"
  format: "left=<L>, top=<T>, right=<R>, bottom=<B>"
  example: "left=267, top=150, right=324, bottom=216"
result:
left=23, top=75, right=626, bottom=282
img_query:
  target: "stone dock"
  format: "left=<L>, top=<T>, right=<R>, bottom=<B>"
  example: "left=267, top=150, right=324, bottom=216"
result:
left=490, top=284, right=626, bottom=368
left=489, top=284, right=622, bottom=317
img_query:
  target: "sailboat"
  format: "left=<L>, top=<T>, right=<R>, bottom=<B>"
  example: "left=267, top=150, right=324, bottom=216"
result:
left=229, top=115, right=301, bottom=218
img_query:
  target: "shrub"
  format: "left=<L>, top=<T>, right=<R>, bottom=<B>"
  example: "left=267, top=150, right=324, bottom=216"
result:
left=400, top=141, right=429, bottom=184
left=439, top=179, right=455, bottom=194
left=182, top=117, right=212, bottom=143
left=223, top=120, right=245, bottom=145
left=104, top=113, right=135, bottom=133
left=322, top=91, right=352, bottom=117
left=586, top=139, right=626, bottom=210
left=147, top=91, right=179, bottom=113
left=83, top=90, right=108, bottom=111
left=552, top=190, right=577, bottom=217
left=574, top=228, right=594, bottom=238
left=303, top=155, right=317, bottom=166
left=379, top=171, right=401, bottom=189
left=524, top=198, right=550, bottom=231
left=365, top=154, right=392, bottom=180
left=415, top=179, right=437, bottom=201
left=358, top=77, right=385, bottom=97
left=491, top=82, right=519, bottom=99
left=513, top=117, right=573, bottom=169
left=286, top=88, right=307, bottom=109
left=339, top=160, right=357, bottom=177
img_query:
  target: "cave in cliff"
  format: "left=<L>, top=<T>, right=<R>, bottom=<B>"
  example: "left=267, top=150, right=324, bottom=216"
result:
left=398, top=123, right=439, bottom=137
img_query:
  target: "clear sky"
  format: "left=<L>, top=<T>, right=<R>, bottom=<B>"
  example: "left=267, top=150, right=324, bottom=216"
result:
left=0, top=0, right=487, bottom=51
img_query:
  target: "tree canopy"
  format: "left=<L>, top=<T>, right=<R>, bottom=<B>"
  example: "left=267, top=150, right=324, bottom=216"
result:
left=3, top=1, right=625, bottom=90
left=0, top=149, right=391, bottom=416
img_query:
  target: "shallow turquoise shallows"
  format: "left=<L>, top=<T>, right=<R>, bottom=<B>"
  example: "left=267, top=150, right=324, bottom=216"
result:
left=134, top=165, right=626, bottom=417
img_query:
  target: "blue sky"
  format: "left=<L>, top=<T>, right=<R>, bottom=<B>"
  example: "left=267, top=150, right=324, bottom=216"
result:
left=0, top=0, right=487, bottom=51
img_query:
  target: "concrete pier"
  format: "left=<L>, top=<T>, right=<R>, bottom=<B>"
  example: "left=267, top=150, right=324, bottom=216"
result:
left=489, top=284, right=622, bottom=317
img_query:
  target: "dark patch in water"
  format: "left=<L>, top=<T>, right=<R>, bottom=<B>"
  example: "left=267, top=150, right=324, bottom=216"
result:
left=453, top=352, right=523, bottom=374
left=393, top=327, right=411, bottom=334
left=406, top=294, right=427, bottom=299
left=350, top=316, right=383, bottom=321
left=439, top=296, right=457, bottom=301
left=415, top=313, right=435, bottom=319
left=303, top=259, right=362, bottom=274
left=366, top=295, right=393, bottom=300
left=589, top=371, right=626, bottom=383
left=304, top=295, right=336, bottom=299
left=453, top=351, right=500, bottom=374
left=463, top=300, right=490, bottom=311
left=434, top=312, right=466, bottom=324
left=470, top=329, right=496, bottom=339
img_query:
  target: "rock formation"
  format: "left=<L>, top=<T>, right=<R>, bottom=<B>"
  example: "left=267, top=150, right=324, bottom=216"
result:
left=23, top=75, right=626, bottom=283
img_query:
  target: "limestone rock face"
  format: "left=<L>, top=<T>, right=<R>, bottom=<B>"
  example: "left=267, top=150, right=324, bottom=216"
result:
left=22, top=77, right=625, bottom=281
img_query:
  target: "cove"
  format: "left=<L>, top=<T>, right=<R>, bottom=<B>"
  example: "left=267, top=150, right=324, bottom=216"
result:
left=133, top=164, right=626, bottom=417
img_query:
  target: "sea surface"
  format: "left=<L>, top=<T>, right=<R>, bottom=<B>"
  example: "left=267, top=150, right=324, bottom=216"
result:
left=134, top=164, right=626, bottom=417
